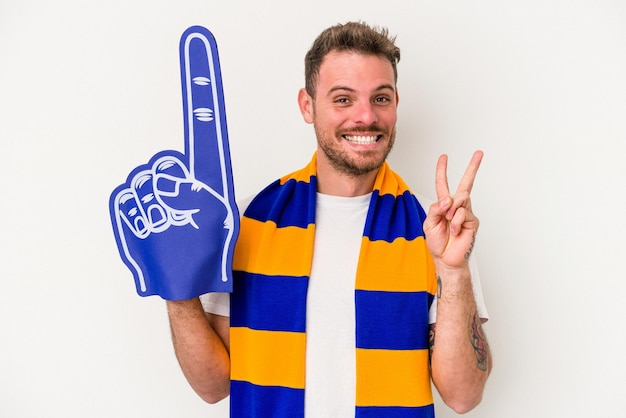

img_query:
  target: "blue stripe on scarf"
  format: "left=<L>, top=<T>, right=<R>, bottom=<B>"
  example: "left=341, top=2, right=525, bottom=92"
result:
left=244, top=178, right=316, bottom=228
left=231, top=271, right=309, bottom=332
left=355, top=290, right=434, bottom=350
left=365, top=191, right=427, bottom=242
left=231, top=380, right=305, bottom=418
left=356, top=405, right=435, bottom=418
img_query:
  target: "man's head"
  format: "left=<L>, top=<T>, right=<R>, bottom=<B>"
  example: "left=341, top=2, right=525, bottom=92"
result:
left=298, top=22, right=401, bottom=187
left=304, top=21, right=401, bottom=99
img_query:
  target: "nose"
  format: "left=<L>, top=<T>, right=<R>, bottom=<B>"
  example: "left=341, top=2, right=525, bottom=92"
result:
left=353, top=101, right=378, bottom=126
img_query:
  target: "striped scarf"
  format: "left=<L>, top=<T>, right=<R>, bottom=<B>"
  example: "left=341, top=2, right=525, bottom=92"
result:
left=230, top=153, right=437, bottom=418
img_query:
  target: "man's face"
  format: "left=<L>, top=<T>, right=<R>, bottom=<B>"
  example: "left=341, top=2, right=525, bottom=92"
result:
left=303, top=51, right=398, bottom=177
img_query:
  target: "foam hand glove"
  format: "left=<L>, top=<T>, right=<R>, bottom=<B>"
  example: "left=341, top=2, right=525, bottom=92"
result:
left=109, top=26, right=239, bottom=300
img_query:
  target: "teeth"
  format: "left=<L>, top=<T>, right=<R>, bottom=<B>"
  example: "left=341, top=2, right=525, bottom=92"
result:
left=345, top=135, right=378, bottom=144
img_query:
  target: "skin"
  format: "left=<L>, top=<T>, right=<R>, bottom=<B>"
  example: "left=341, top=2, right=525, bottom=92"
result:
left=297, top=51, right=398, bottom=196
left=424, top=151, right=492, bottom=412
left=167, top=50, right=491, bottom=412
left=166, top=298, right=229, bottom=404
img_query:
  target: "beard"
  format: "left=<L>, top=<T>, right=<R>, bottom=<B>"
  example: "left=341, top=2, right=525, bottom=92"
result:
left=314, top=124, right=396, bottom=177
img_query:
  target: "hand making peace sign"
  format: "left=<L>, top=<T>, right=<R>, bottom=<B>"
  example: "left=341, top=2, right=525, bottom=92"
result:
left=109, top=26, right=239, bottom=300
left=423, top=151, right=483, bottom=269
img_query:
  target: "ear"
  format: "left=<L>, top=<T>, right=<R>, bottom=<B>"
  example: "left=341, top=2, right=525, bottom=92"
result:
left=297, top=88, right=314, bottom=124
left=395, top=89, right=400, bottom=107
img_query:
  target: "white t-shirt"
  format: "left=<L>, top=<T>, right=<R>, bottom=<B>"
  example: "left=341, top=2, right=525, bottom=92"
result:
left=200, top=192, right=488, bottom=417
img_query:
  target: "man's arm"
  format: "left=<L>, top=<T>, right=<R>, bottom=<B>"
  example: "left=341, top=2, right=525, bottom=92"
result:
left=429, top=264, right=491, bottom=413
left=166, top=298, right=230, bottom=404
left=423, top=151, right=492, bottom=413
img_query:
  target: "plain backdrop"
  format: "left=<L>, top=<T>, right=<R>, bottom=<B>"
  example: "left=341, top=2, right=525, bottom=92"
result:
left=1, top=1, right=625, bottom=417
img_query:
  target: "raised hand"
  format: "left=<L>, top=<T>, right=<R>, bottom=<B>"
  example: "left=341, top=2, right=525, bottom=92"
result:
left=423, top=151, right=483, bottom=269
left=109, top=26, right=239, bottom=300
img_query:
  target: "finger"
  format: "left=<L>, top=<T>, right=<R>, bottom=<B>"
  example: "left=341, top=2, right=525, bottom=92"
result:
left=180, top=26, right=234, bottom=200
left=445, top=190, right=471, bottom=220
left=110, top=188, right=149, bottom=293
left=423, top=196, right=451, bottom=232
left=449, top=207, right=468, bottom=236
left=456, top=150, right=484, bottom=194
left=450, top=207, right=479, bottom=236
left=131, top=171, right=167, bottom=231
left=425, top=197, right=445, bottom=222
left=435, top=154, right=450, bottom=200
left=115, top=189, right=148, bottom=238
left=152, top=156, right=192, bottom=198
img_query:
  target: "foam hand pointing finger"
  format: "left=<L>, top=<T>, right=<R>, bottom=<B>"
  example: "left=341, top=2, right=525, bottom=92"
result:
left=109, top=26, right=239, bottom=300
left=423, top=151, right=483, bottom=269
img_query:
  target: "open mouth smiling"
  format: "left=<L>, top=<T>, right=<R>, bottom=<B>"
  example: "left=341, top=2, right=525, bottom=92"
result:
left=343, top=134, right=381, bottom=145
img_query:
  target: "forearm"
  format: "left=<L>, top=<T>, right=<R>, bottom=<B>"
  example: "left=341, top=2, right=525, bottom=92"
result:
left=166, top=298, right=230, bottom=404
left=430, top=263, right=491, bottom=413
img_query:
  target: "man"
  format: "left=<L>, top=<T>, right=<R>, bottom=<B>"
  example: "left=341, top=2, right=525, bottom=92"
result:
left=167, top=21, right=491, bottom=417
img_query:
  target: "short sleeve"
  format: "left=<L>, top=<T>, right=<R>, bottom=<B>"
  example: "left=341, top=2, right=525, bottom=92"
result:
left=414, top=193, right=489, bottom=324
left=200, top=292, right=230, bottom=317
left=427, top=254, right=489, bottom=324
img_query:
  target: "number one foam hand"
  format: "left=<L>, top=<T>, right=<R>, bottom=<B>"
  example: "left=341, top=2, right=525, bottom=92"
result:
left=109, top=26, right=239, bottom=300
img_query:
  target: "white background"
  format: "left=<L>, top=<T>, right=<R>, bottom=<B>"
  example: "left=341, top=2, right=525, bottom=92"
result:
left=1, top=1, right=625, bottom=417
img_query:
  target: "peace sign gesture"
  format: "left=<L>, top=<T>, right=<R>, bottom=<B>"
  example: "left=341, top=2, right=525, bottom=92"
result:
left=423, top=151, right=483, bottom=269
left=109, top=26, right=239, bottom=300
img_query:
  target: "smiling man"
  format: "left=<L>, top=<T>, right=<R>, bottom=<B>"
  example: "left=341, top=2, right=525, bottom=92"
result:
left=299, top=49, right=398, bottom=193
left=166, top=21, right=491, bottom=418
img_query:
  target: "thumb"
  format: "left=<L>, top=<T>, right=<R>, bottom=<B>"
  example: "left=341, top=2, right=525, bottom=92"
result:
left=423, top=196, right=452, bottom=235
left=427, top=196, right=452, bottom=221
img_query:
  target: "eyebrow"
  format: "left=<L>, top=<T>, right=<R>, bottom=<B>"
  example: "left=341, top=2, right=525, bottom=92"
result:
left=327, top=83, right=396, bottom=97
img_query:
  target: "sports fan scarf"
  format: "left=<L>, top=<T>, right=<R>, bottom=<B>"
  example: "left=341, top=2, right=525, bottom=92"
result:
left=230, top=153, right=438, bottom=418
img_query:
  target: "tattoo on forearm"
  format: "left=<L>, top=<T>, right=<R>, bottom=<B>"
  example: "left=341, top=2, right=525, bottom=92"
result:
left=464, top=232, right=476, bottom=260
left=428, top=325, right=436, bottom=364
left=469, top=310, right=489, bottom=372
left=437, top=276, right=442, bottom=299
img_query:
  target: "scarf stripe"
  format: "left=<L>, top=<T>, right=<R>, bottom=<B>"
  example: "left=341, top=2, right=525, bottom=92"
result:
left=357, top=405, right=435, bottom=418
left=230, top=327, right=306, bottom=387
left=233, top=218, right=314, bottom=277
left=231, top=380, right=305, bottom=418
left=231, top=154, right=436, bottom=418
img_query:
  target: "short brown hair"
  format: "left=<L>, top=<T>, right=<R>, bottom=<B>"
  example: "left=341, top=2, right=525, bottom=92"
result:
left=304, top=21, right=401, bottom=97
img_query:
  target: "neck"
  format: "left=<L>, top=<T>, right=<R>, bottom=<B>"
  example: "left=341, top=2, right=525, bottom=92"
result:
left=315, top=153, right=379, bottom=197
